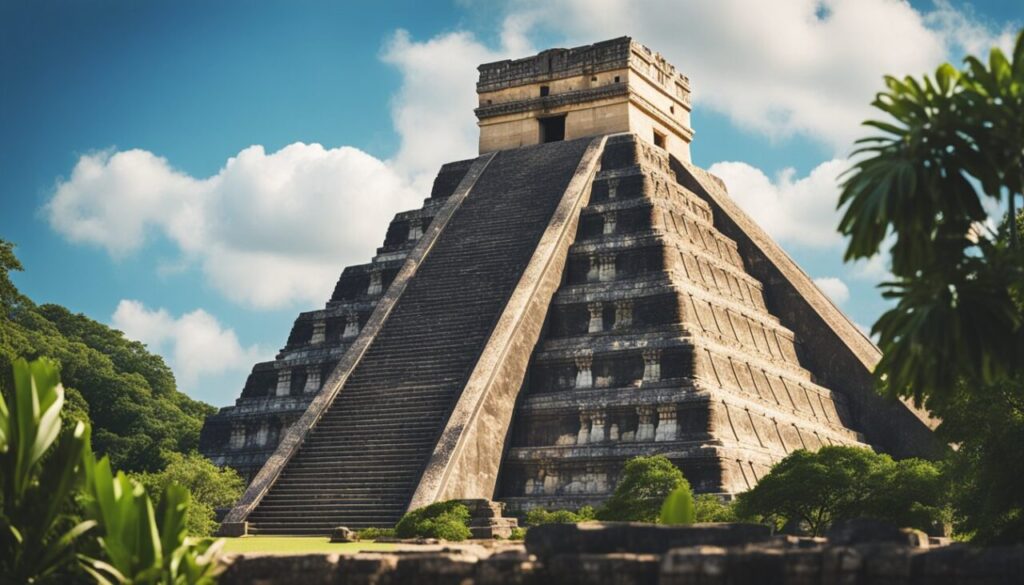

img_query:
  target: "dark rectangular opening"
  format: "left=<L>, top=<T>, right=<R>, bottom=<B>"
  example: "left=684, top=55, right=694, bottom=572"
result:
left=539, top=85, right=550, bottom=97
left=539, top=115, right=566, bottom=143
left=653, top=129, right=666, bottom=149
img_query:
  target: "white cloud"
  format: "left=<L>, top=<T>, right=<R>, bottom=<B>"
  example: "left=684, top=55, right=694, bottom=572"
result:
left=925, top=0, right=1019, bottom=57
left=47, top=26, right=534, bottom=310
left=849, top=252, right=892, bottom=283
left=46, top=149, right=202, bottom=257
left=48, top=144, right=421, bottom=309
left=499, top=0, right=1015, bottom=150
left=381, top=27, right=531, bottom=192
left=813, top=276, right=850, bottom=305
left=709, top=158, right=848, bottom=248
left=47, top=1, right=1014, bottom=316
left=381, top=31, right=496, bottom=192
left=111, top=300, right=268, bottom=391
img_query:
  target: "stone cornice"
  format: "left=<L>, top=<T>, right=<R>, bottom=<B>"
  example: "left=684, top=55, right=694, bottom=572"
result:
left=475, top=83, right=630, bottom=119
left=475, top=85, right=695, bottom=142
left=477, top=37, right=690, bottom=98
left=477, top=37, right=633, bottom=92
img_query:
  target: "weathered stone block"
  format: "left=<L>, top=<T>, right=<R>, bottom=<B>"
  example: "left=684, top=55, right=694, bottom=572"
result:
left=389, top=552, right=478, bottom=585
left=337, top=553, right=399, bottom=585
left=952, top=545, right=1024, bottom=585
left=782, top=548, right=824, bottom=585
left=330, top=526, right=356, bottom=543
left=525, top=522, right=771, bottom=559
left=820, top=546, right=863, bottom=585
left=220, top=554, right=340, bottom=585
left=659, top=546, right=728, bottom=585
left=475, top=550, right=536, bottom=585
left=825, top=519, right=927, bottom=548
left=544, top=552, right=660, bottom=585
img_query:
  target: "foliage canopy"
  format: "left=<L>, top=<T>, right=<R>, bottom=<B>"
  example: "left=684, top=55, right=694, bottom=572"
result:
left=133, top=452, right=245, bottom=537
left=598, top=455, right=688, bottom=522
left=0, top=239, right=214, bottom=472
left=734, top=446, right=947, bottom=536
left=838, top=29, right=1024, bottom=543
left=838, top=31, right=1024, bottom=409
left=524, top=506, right=596, bottom=527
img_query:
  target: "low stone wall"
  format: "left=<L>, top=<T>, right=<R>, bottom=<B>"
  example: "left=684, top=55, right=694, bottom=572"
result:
left=219, top=522, right=1024, bottom=584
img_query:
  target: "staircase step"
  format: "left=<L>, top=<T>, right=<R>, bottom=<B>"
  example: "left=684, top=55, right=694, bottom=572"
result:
left=247, top=139, right=593, bottom=533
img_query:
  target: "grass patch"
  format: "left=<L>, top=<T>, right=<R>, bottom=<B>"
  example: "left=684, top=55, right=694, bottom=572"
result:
left=220, top=536, right=401, bottom=555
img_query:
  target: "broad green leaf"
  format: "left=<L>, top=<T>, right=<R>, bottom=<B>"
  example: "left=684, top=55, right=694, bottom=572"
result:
left=659, top=485, right=696, bottom=525
left=0, top=388, right=9, bottom=454
left=936, top=63, right=959, bottom=93
left=29, top=381, right=63, bottom=467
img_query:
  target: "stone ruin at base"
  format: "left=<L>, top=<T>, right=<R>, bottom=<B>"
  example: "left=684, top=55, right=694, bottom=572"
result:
left=198, top=37, right=938, bottom=536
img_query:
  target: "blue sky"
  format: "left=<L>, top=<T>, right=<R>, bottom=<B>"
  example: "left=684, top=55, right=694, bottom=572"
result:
left=1, top=0, right=1020, bottom=406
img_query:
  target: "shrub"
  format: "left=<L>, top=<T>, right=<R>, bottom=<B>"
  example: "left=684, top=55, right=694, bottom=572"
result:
left=524, top=505, right=596, bottom=527
left=694, top=494, right=738, bottom=523
left=735, top=446, right=948, bottom=536
left=395, top=501, right=471, bottom=541
left=598, top=455, right=688, bottom=522
left=508, top=527, right=526, bottom=540
left=132, top=451, right=245, bottom=536
left=357, top=527, right=396, bottom=541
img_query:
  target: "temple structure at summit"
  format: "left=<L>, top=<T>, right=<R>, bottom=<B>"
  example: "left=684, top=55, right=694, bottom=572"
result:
left=200, top=37, right=937, bottom=535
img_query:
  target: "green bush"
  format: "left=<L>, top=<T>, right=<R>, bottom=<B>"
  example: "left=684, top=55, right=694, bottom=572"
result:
left=524, top=505, right=596, bottom=526
left=508, top=527, right=526, bottom=540
left=394, top=501, right=471, bottom=541
left=598, top=455, right=688, bottom=522
left=694, top=494, right=738, bottom=523
left=132, top=451, right=245, bottom=536
left=735, top=446, right=948, bottom=536
left=356, top=527, right=395, bottom=541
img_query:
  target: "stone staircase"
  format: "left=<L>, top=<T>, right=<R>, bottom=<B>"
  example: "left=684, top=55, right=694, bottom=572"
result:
left=245, top=138, right=594, bottom=534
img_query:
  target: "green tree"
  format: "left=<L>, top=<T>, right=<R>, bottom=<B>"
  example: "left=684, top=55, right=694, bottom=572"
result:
left=693, top=494, right=738, bottom=523
left=0, top=240, right=26, bottom=312
left=598, top=455, right=688, bottom=522
left=838, top=31, right=1024, bottom=407
left=837, top=30, right=1024, bottom=543
left=939, top=374, right=1024, bottom=543
left=734, top=446, right=947, bottom=536
left=133, top=452, right=245, bottom=537
left=0, top=239, right=215, bottom=473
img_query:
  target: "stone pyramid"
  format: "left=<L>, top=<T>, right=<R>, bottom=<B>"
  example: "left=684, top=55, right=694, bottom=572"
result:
left=203, top=38, right=936, bottom=535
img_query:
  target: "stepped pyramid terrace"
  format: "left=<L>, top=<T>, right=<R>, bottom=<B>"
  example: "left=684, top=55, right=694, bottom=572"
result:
left=199, top=37, right=938, bottom=536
